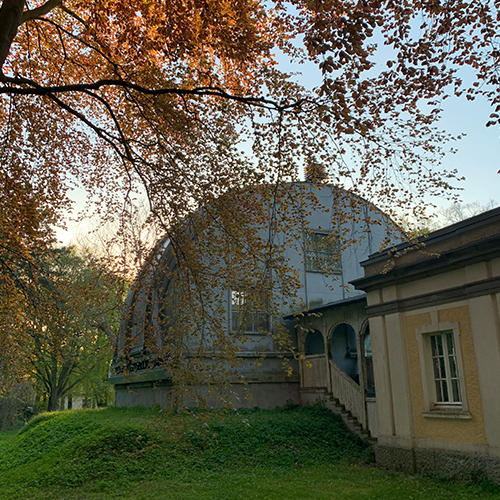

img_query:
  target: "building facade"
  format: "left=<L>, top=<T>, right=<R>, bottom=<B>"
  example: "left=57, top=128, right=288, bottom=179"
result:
left=109, top=182, right=397, bottom=409
left=353, top=206, right=500, bottom=482
left=110, top=179, right=500, bottom=482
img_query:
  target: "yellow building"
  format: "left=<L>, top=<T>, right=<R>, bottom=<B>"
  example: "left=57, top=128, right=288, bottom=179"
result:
left=353, top=207, right=500, bottom=482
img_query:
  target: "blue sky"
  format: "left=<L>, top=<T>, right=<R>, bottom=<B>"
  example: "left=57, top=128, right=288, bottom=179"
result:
left=276, top=35, right=499, bottom=210
left=433, top=94, right=499, bottom=206
left=56, top=37, right=499, bottom=246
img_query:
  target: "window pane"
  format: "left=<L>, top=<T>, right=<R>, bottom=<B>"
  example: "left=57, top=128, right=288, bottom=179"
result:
left=435, top=380, right=443, bottom=402
left=436, top=335, right=444, bottom=356
left=446, top=332, right=455, bottom=355
left=452, top=379, right=460, bottom=402
left=442, top=379, right=449, bottom=402
left=232, top=315, right=240, bottom=331
left=364, top=334, right=372, bottom=357
left=439, top=357, right=446, bottom=378
left=431, top=335, right=438, bottom=356
left=449, top=355, right=457, bottom=378
left=433, top=357, right=440, bottom=379
left=231, top=288, right=269, bottom=333
left=429, top=331, right=462, bottom=406
left=257, top=312, right=269, bottom=331
left=305, top=233, right=341, bottom=273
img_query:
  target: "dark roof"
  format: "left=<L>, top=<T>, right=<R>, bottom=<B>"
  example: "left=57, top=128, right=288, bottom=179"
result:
left=284, top=294, right=366, bottom=320
left=351, top=205, right=500, bottom=292
left=359, top=205, right=500, bottom=268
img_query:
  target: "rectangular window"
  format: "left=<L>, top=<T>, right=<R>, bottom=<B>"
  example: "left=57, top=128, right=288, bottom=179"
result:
left=430, top=332, right=461, bottom=405
left=416, top=318, right=469, bottom=418
left=231, top=288, right=270, bottom=333
left=305, top=233, right=341, bottom=274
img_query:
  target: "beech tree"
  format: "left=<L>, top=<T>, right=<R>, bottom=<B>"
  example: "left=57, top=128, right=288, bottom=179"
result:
left=1, top=0, right=499, bottom=397
left=2, top=1, right=498, bottom=235
left=23, top=247, right=123, bottom=411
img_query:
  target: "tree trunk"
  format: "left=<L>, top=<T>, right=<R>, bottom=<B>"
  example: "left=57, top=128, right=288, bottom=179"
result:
left=97, top=315, right=117, bottom=347
left=47, top=385, right=59, bottom=412
left=0, top=0, right=25, bottom=73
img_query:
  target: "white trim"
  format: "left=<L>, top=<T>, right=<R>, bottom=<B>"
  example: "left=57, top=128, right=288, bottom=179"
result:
left=416, top=318, right=468, bottom=416
left=229, top=286, right=271, bottom=334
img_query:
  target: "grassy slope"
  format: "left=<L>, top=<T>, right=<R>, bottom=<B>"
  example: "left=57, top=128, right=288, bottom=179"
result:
left=0, top=405, right=498, bottom=499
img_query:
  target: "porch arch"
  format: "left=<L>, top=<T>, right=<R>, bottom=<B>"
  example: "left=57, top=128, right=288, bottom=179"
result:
left=304, top=329, right=325, bottom=355
left=329, top=322, right=359, bottom=384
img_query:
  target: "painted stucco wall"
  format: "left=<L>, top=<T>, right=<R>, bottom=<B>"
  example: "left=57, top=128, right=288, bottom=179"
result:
left=357, top=210, right=500, bottom=480
left=405, top=307, right=487, bottom=446
left=368, top=284, right=500, bottom=456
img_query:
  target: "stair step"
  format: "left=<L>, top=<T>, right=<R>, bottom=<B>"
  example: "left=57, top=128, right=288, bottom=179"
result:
left=302, top=392, right=375, bottom=447
left=328, top=403, right=376, bottom=447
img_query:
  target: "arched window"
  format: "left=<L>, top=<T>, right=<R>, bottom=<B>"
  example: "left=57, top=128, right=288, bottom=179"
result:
left=330, top=323, right=359, bottom=383
left=304, top=330, right=325, bottom=355
left=364, top=331, right=376, bottom=397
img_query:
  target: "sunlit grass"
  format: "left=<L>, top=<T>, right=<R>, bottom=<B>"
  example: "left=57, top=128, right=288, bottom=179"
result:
left=0, top=405, right=498, bottom=499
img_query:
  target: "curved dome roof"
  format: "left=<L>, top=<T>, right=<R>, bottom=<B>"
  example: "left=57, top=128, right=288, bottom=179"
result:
left=113, top=182, right=400, bottom=385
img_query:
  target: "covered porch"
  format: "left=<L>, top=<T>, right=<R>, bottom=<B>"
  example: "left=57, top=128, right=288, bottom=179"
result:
left=287, top=295, right=377, bottom=437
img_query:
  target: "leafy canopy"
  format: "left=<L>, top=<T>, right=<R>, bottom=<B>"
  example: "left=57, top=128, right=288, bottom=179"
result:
left=1, top=0, right=499, bottom=396
left=2, top=0, right=498, bottom=231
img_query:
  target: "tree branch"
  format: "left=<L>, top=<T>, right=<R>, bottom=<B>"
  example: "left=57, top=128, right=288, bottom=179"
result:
left=20, top=0, right=62, bottom=24
left=0, top=75, right=309, bottom=112
left=96, top=316, right=117, bottom=347
left=60, top=4, right=84, bottom=25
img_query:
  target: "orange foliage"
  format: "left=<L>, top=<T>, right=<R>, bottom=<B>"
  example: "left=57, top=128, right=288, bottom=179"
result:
left=0, top=0, right=498, bottom=396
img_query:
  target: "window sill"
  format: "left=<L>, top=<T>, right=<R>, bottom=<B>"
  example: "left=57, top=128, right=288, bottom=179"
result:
left=422, top=410, right=471, bottom=420
left=231, top=331, right=269, bottom=336
left=305, top=270, right=342, bottom=275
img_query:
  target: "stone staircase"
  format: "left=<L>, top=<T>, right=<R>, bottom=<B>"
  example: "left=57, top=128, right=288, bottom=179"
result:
left=300, top=387, right=377, bottom=446
left=325, top=394, right=377, bottom=445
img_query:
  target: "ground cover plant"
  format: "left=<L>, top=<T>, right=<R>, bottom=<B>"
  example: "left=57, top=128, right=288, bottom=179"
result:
left=0, top=404, right=498, bottom=499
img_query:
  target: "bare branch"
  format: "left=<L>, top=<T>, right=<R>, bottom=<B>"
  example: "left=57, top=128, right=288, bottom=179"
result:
left=0, top=75, right=310, bottom=112
left=20, top=0, right=62, bottom=24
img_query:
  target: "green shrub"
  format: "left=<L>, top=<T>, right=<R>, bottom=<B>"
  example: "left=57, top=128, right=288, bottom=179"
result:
left=0, top=404, right=373, bottom=488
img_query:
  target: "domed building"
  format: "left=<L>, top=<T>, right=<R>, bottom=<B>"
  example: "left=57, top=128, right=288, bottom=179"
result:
left=109, top=181, right=400, bottom=426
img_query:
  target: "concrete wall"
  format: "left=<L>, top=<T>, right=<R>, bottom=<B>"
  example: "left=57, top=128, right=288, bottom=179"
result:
left=115, top=380, right=300, bottom=410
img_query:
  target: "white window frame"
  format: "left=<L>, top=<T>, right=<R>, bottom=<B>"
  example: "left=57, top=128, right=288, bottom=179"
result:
left=305, top=231, right=341, bottom=274
left=230, top=287, right=270, bottom=334
left=416, top=314, right=470, bottom=418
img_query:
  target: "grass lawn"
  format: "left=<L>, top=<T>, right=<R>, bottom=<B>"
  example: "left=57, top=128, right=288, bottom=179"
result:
left=0, top=405, right=498, bottom=500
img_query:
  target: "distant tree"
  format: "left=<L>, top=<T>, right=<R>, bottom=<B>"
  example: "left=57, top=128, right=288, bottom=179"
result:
left=23, top=247, right=123, bottom=412
left=0, top=382, right=34, bottom=430
left=0, top=183, right=55, bottom=393
left=439, top=200, right=498, bottom=225
left=400, top=200, right=498, bottom=239
left=400, top=218, right=440, bottom=240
